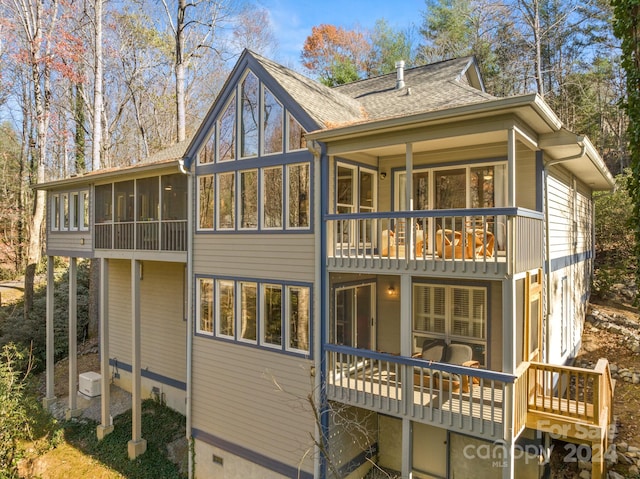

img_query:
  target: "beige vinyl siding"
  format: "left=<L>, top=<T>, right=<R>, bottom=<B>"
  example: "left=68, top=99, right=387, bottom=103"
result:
left=546, top=168, right=573, bottom=259
left=193, top=234, right=315, bottom=281
left=108, top=259, right=186, bottom=384
left=515, top=148, right=537, bottom=210
left=46, top=231, right=93, bottom=255
left=191, top=338, right=315, bottom=475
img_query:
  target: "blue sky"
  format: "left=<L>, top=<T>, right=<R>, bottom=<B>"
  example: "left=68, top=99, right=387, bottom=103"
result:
left=258, top=0, right=426, bottom=69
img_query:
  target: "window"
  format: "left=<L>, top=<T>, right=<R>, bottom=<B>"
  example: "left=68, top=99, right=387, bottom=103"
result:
left=262, top=167, right=282, bottom=228
left=199, top=175, right=214, bottom=229
left=217, top=172, right=235, bottom=229
left=197, top=277, right=311, bottom=355
left=288, top=286, right=310, bottom=352
left=62, top=193, right=69, bottom=230
left=413, top=283, right=487, bottom=365
left=70, top=192, right=79, bottom=230
left=197, top=278, right=213, bottom=334
left=219, top=95, right=236, bottom=162
left=287, top=163, right=310, bottom=228
left=52, top=195, right=60, bottom=230
left=262, top=284, right=282, bottom=346
left=263, top=87, right=283, bottom=155
left=198, top=130, right=215, bottom=164
left=239, top=282, right=257, bottom=342
left=217, top=279, right=235, bottom=337
left=240, top=72, right=259, bottom=158
left=287, top=112, right=307, bottom=151
left=81, top=191, right=89, bottom=230
left=239, top=170, right=258, bottom=229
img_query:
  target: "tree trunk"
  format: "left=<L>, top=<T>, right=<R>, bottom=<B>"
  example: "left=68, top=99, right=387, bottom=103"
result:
left=175, top=0, right=186, bottom=142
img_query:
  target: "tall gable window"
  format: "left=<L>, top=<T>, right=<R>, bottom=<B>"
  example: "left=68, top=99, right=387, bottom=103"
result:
left=240, top=72, right=259, bottom=158
left=195, top=67, right=311, bottom=233
left=219, top=94, right=236, bottom=162
left=288, top=113, right=306, bottom=151
left=263, top=88, right=283, bottom=155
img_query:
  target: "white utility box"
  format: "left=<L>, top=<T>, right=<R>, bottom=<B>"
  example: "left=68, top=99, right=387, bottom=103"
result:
left=79, top=371, right=101, bottom=397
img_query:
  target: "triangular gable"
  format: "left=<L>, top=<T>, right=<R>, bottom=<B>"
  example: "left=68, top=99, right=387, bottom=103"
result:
left=183, top=49, right=364, bottom=169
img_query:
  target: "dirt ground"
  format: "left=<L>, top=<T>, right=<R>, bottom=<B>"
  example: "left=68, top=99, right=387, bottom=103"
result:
left=576, top=299, right=640, bottom=447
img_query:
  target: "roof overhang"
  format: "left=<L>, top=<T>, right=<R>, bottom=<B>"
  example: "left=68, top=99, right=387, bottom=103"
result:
left=36, top=158, right=182, bottom=190
left=307, top=93, right=614, bottom=191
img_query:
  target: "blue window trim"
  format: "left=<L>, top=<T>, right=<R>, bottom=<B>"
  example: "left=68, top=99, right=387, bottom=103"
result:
left=195, top=154, right=314, bottom=234
left=194, top=274, right=314, bottom=359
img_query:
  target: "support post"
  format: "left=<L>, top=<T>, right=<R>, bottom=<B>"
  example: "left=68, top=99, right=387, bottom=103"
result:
left=66, top=257, right=82, bottom=419
left=128, top=259, right=147, bottom=459
left=43, top=255, right=56, bottom=409
left=97, top=258, right=113, bottom=439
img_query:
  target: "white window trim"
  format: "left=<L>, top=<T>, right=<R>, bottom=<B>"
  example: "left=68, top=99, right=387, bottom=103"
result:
left=239, top=169, right=258, bottom=230
left=261, top=166, right=283, bottom=230
left=285, top=162, right=311, bottom=231
left=51, top=194, right=60, bottom=231
left=260, top=85, right=284, bottom=157
left=239, top=70, right=259, bottom=160
left=80, top=190, right=89, bottom=231
left=197, top=175, right=215, bottom=231
left=216, top=279, right=235, bottom=339
left=260, top=283, right=284, bottom=349
left=413, top=283, right=487, bottom=363
left=237, top=281, right=258, bottom=344
left=196, top=278, right=214, bottom=336
left=284, top=285, right=310, bottom=354
left=70, top=192, right=79, bottom=231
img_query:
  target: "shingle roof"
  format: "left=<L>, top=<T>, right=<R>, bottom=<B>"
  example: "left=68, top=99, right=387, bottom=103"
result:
left=251, top=52, right=365, bottom=128
left=251, top=52, right=496, bottom=129
left=333, top=57, right=496, bottom=121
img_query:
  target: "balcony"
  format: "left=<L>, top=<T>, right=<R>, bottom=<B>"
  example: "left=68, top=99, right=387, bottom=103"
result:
left=326, top=207, right=543, bottom=276
left=94, top=219, right=187, bottom=252
left=326, top=345, right=614, bottom=456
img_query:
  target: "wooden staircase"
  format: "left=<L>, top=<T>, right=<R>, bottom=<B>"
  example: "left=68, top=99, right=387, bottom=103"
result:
left=519, top=359, right=615, bottom=479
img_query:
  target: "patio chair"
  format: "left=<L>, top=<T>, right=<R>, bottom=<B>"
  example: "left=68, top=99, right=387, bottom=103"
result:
left=415, top=227, right=425, bottom=257
left=381, top=229, right=395, bottom=256
left=440, top=344, right=480, bottom=393
left=435, top=229, right=464, bottom=259
left=465, top=228, right=495, bottom=258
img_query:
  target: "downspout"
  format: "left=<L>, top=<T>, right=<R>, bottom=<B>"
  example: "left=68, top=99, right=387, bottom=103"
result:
left=179, top=158, right=194, bottom=478
left=307, top=139, right=324, bottom=479
left=542, top=139, right=585, bottom=364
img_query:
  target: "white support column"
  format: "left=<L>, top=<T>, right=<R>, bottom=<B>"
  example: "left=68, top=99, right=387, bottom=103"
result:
left=43, top=255, right=56, bottom=409
left=66, top=257, right=82, bottom=419
left=502, top=278, right=516, bottom=374
left=402, top=418, right=412, bottom=479
left=507, top=128, right=516, bottom=207
left=97, top=258, right=113, bottom=439
left=128, top=259, right=147, bottom=459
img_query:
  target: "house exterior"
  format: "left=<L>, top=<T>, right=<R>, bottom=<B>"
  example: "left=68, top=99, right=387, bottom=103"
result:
left=39, top=50, right=615, bottom=479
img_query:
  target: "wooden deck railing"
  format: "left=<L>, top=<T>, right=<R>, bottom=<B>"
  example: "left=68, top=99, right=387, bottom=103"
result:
left=325, top=345, right=517, bottom=441
left=325, top=346, right=614, bottom=446
left=527, top=359, right=614, bottom=427
left=94, top=220, right=187, bottom=252
left=325, top=207, right=543, bottom=275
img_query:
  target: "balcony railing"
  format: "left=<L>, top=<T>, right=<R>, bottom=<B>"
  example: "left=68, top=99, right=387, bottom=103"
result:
left=95, top=219, right=187, bottom=252
left=325, top=345, right=614, bottom=445
left=326, top=207, right=543, bottom=275
left=326, top=345, right=516, bottom=441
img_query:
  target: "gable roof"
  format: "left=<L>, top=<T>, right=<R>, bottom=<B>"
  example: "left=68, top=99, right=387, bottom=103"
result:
left=333, top=57, right=495, bottom=122
left=250, top=51, right=365, bottom=128
left=183, top=51, right=491, bottom=168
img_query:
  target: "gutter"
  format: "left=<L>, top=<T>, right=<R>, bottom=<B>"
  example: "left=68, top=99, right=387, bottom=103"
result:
left=179, top=158, right=195, bottom=479
left=543, top=140, right=585, bottom=363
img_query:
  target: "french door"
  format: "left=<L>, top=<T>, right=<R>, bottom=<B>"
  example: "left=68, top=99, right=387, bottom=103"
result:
left=334, top=283, right=375, bottom=350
